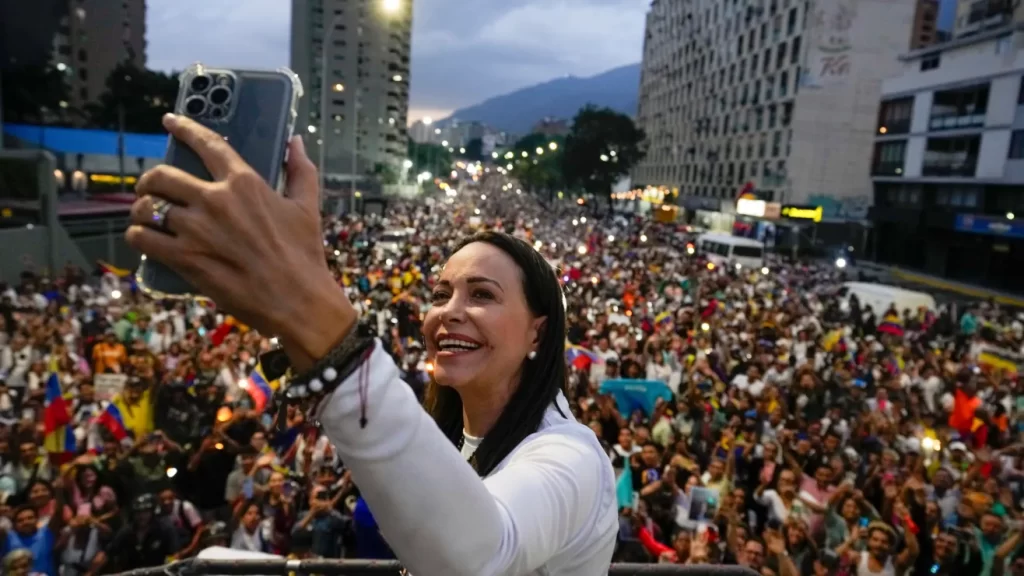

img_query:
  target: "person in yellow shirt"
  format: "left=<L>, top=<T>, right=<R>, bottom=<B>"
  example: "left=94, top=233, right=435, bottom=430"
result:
left=112, top=378, right=154, bottom=440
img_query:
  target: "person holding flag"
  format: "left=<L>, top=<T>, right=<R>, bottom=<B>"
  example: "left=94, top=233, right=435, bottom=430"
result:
left=42, top=373, right=76, bottom=467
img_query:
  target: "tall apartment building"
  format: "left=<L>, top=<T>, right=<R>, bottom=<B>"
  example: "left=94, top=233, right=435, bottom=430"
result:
left=954, top=0, right=1023, bottom=37
left=870, top=26, right=1024, bottom=290
left=910, top=0, right=940, bottom=49
left=58, top=0, right=146, bottom=112
left=291, top=0, right=412, bottom=185
left=1, top=0, right=146, bottom=112
left=633, top=0, right=916, bottom=221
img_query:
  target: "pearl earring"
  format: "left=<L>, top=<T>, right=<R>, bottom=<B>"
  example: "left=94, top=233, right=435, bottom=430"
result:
left=527, top=351, right=537, bottom=360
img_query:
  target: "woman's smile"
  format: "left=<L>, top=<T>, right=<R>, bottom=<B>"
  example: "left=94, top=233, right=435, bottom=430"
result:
left=435, top=333, right=485, bottom=358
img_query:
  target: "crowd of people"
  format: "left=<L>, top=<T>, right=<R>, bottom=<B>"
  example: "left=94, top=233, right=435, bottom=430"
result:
left=0, top=171, right=1022, bottom=576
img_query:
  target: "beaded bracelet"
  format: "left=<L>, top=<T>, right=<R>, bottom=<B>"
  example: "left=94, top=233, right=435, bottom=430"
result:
left=268, top=330, right=376, bottom=428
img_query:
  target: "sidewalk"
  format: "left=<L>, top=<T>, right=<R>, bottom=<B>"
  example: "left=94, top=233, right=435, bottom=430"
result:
left=855, top=262, right=1024, bottom=308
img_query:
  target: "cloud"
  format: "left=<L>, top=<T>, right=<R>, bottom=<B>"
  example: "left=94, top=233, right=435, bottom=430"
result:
left=146, top=0, right=289, bottom=74
left=146, top=0, right=646, bottom=114
left=410, top=0, right=646, bottom=110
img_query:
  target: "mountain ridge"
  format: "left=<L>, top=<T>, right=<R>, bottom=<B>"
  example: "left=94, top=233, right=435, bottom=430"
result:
left=439, top=63, right=641, bottom=136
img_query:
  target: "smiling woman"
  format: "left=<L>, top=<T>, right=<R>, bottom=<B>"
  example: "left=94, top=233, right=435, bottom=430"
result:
left=125, top=115, right=617, bottom=576
left=425, top=233, right=579, bottom=473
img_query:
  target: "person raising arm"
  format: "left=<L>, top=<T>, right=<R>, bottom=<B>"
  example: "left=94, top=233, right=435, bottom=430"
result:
left=125, top=114, right=618, bottom=576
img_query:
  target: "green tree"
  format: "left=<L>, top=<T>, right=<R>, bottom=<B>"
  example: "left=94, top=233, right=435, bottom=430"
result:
left=1, top=65, right=70, bottom=124
left=465, top=138, right=484, bottom=162
left=407, top=140, right=452, bottom=177
left=508, top=133, right=564, bottom=200
left=86, top=63, right=178, bottom=133
left=562, top=106, right=646, bottom=207
left=372, top=162, right=399, bottom=185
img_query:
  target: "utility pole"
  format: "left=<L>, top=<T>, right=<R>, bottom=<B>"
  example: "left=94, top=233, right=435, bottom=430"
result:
left=117, top=103, right=126, bottom=194
left=0, top=70, right=5, bottom=150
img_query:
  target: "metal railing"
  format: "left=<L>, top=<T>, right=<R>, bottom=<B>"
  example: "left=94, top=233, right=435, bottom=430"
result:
left=118, top=559, right=758, bottom=576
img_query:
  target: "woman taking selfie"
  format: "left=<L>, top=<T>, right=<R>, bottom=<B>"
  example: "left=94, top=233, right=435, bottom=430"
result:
left=126, top=114, right=617, bottom=576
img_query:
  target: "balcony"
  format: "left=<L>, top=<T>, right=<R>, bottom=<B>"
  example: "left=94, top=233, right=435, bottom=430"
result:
left=928, top=113, right=985, bottom=131
left=922, top=135, right=980, bottom=177
left=921, top=160, right=978, bottom=177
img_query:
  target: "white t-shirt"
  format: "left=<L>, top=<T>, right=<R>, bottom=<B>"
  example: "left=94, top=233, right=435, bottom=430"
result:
left=318, top=341, right=618, bottom=576
left=856, top=550, right=895, bottom=576
left=731, top=374, right=766, bottom=397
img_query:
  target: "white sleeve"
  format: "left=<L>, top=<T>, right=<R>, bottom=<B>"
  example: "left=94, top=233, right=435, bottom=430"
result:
left=317, top=340, right=604, bottom=576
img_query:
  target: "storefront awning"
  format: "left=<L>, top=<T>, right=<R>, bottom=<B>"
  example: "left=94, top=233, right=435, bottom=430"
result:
left=2, top=123, right=168, bottom=158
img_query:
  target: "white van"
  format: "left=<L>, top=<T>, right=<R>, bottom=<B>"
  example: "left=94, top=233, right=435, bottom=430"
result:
left=376, top=228, right=416, bottom=255
left=696, top=232, right=765, bottom=269
left=838, top=282, right=937, bottom=315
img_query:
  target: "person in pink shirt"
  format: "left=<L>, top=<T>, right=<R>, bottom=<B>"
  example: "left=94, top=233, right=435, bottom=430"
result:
left=785, top=447, right=836, bottom=538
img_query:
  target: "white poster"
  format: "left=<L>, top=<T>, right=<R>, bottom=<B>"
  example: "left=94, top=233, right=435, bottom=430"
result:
left=93, top=373, right=128, bottom=402
left=804, top=0, right=858, bottom=87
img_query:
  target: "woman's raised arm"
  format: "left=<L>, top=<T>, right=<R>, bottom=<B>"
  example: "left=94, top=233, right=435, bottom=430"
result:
left=316, top=341, right=613, bottom=576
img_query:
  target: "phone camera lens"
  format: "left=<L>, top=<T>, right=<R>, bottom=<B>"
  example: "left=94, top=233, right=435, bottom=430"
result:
left=209, top=105, right=226, bottom=120
left=208, top=87, right=232, bottom=106
left=184, top=96, right=207, bottom=117
left=190, top=75, right=212, bottom=93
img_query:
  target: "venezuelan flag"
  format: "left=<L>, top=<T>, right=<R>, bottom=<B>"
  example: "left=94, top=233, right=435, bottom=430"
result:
left=822, top=329, right=844, bottom=352
left=243, top=366, right=274, bottom=413
left=97, top=260, right=132, bottom=278
left=95, top=403, right=129, bottom=442
left=655, top=311, right=673, bottom=326
left=43, top=374, right=76, bottom=464
left=979, top=346, right=1021, bottom=375
left=566, top=344, right=602, bottom=370
left=878, top=313, right=905, bottom=338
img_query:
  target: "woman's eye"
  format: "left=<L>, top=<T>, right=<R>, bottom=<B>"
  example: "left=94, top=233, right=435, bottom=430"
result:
left=472, top=290, right=494, bottom=300
left=430, top=292, right=450, bottom=303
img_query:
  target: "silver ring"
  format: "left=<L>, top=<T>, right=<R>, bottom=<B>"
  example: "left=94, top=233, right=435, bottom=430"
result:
left=151, top=199, right=172, bottom=231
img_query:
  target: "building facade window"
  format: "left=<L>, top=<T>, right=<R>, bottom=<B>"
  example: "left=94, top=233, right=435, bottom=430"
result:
left=877, top=97, right=913, bottom=134
left=929, top=84, right=989, bottom=130
left=1009, top=130, right=1024, bottom=159
left=922, top=136, right=980, bottom=176
left=935, top=185, right=980, bottom=208
left=873, top=141, right=906, bottom=175
left=920, top=54, right=940, bottom=71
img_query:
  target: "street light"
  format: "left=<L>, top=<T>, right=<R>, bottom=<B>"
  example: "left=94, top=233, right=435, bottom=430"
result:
left=549, top=142, right=558, bottom=151
left=382, top=0, right=401, bottom=12
left=535, top=147, right=544, bottom=155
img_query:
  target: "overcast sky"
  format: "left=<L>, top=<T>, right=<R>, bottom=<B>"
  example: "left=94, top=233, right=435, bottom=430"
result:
left=146, top=0, right=647, bottom=122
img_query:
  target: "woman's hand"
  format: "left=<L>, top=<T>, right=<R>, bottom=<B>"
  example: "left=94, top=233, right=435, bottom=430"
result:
left=126, top=114, right=355, bottom=370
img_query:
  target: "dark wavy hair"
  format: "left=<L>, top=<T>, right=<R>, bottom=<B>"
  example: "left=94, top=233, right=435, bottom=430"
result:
left=424, top=231, right=567, bottom=477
